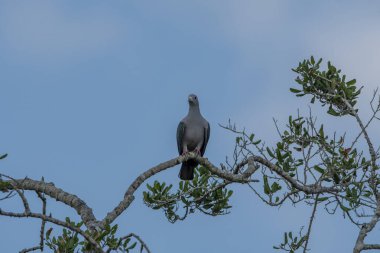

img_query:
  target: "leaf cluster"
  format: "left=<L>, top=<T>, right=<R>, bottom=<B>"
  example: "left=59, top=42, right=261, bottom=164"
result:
left=274, top=231, right=307, bottom=253
left=45, top=218, right=140, bottom=253
left=143, top=166, right=233, bottom=223
left=291, top=56, right=361, bottom=116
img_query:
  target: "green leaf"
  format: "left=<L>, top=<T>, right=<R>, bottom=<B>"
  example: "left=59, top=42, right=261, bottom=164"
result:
left=266, top=147, right=275, bottom=158
left=263, top=175, right=270, bottom=195
left=318, top=125, right=324, bottom=138
left=290, top=88, right=302, bottom=93
left=271, top=182, right=281, bottom=193
left=327, top=106, right=340, bottom=116
left=46, top=228, right=53, bottom=239
left=333, top=172, right=340, bottom=184
left=313, top=166, right=325, bottom=174
left=146, top=184, right=154, bottom=192
left=346, top=79, right=356, bottom=86
left=252, top=139, right=262, bottom=145
left=128, top=242, right=137, bottom=250
left=310, top=56, right=315, bottom=65
left=0, top=181, right=11, bottom=192
left=317, top=197, right=328, bottom=202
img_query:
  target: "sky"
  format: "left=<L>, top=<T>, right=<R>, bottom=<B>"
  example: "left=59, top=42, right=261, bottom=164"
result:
left=0, top=1, right=380, bottom=252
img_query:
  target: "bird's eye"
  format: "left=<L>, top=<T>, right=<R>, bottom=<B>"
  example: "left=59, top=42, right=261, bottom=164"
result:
left=194, top=96, right=197, bottom=100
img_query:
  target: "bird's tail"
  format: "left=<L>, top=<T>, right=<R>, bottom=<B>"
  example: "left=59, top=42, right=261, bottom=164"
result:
left=179, top=160, right=198, bottom=180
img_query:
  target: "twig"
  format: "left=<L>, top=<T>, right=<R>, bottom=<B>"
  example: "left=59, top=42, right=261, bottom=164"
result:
left=303, top=195, right=319, bottom=253
left=0, top=208, right=103, bottom=253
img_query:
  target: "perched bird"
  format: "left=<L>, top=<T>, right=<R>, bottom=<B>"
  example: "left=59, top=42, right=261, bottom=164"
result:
left=177, top=94, right=210, bottom=180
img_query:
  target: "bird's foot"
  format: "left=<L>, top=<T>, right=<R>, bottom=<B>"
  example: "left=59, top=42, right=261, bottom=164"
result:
left=194, top=148, right=201, bottom=156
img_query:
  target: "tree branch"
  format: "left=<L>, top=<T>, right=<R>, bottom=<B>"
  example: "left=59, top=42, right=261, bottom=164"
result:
left=303, top=195, right=319, bottom=253
left=248, top=156, right=338, bottom=194
left=353, top=200, right=380, bottom=253
left=0, top=208, right=103, bottom=253
left=1, top=176, right=97, bottom=230
left=18, top=192, right=47, bottom=253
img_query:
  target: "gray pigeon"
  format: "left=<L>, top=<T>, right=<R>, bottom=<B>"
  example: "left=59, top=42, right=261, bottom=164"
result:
left=177, top=94, right=210, bottom=180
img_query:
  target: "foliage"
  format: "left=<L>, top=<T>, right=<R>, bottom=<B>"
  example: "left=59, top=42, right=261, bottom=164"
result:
left=222, top=56, right=379, bottom=252
left=143, top=166, right=233, bottom=223
left=291, top=56, right=361, bottom=116
left=274, top=231, right=307, bottom=253
left=45, top=218, right=141, bottom=253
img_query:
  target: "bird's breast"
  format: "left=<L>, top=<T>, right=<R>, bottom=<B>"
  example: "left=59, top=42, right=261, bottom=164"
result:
left=184, top=125, right=204, bottom=150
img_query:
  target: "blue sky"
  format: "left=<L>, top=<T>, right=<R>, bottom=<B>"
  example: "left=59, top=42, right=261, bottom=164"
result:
left=1, top=1, right=380, bottom=252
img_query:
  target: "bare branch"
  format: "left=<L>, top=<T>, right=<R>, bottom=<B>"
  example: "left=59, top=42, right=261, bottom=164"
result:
left=102, top=156, right=184, bottom=226
left=248, top=156, right=338, bottom=194
left=19, top=246, right=41, bottom=253
left=123, top=233, right=151, bottom=253
left=343, top=100, right=378, bottom=196
left=353, top=201, right=380, bottom=253
left=36, top=191, right=47, bottom=251
left=18, top=191, right=47, bottom=253
left=362, top=244, right=380, bottom=250
left=303, top=195, right=319, bottom=253
left=1, top=176, right=97, bottom=230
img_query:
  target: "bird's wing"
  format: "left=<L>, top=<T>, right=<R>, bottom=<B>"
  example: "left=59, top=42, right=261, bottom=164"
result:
left=176, top=121, right=186, bottom=155
left=200, top=122, right=210, bottom=156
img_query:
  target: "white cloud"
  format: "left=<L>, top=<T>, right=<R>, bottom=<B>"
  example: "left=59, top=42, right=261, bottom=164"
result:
left=0, top=1, right=125, bottom=63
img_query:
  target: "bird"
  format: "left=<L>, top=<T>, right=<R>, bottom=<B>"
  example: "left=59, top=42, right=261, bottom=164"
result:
left=177, top=94, right=210, bottom=180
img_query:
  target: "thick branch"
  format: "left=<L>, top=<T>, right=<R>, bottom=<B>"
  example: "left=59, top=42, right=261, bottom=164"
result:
left=103, top=153, right=336, bottom=226
left=2, top=178, right=97, bottom=230
left=101, top=153, right=249, bottom=226
left=101, top=156, right=183, bottom=226
left=353, top=202, right=380, bottom=253
left=2, top=152, right=340, bottom=237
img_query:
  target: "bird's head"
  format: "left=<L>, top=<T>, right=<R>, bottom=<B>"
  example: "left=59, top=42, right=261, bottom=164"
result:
left=188, top=94, right=199, bottom=106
